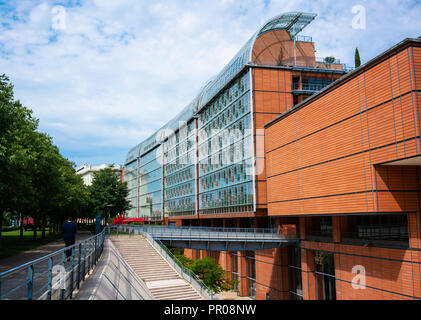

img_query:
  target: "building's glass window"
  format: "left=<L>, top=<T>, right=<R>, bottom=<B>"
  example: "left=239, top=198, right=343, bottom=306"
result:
left=198, top=71, right=254, bottom=215
left=246, top=251, right=256, bottom=299
left=124, top=160, right=139, bottom=218
left=230, top=253, right=239, bottom=294
left=163, top=120, right=197, bottom=217
left=288, top=247, right=303, bottom=300
left=300, top=78, right=332, bottom=91
left=314, top=251, right=336, bottom=300
left=138, top=146, right=163, bottom=221
left=343, top=214, right=409, bottom=247
left=308, top=216, right=333, bottom=240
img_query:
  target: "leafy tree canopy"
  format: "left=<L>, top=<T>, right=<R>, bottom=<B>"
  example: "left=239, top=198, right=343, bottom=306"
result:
left=88, top=167, right=131, bottom=221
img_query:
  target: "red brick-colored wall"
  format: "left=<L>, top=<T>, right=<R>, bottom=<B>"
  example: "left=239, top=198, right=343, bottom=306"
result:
left=265, top=43, right=421, bottom=217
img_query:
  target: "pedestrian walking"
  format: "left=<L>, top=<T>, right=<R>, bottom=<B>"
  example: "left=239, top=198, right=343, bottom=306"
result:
left=62, top=217, right=77, bottom=260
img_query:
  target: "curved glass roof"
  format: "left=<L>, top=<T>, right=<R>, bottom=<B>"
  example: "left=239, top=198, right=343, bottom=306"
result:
left=125, top=12, right=316, bottom=164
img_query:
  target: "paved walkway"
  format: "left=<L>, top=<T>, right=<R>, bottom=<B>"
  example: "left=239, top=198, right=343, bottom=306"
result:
left=0, top=231, right=92, bottom=273
left=216, top=291, right=253, bottom=300
left=0, top=230, right=92, bottom=300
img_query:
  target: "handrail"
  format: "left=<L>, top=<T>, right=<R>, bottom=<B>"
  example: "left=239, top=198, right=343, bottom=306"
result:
left=0, top=231, right=105, bottom=278
left=0, top=229, right=106, bottom=300
left=118, top=224, right=292, bottom=241
left=110, top=226, right=216, bottom=300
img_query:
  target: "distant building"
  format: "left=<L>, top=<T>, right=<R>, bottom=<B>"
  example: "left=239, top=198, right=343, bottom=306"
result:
left=75, top=164, right=122, bottom=186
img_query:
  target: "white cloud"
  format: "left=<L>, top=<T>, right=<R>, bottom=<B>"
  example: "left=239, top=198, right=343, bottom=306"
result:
left=0, top=0, right=420, bottom=166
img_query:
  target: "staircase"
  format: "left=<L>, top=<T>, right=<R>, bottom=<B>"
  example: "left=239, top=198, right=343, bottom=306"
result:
left=111, top=236, right=203, bottom=300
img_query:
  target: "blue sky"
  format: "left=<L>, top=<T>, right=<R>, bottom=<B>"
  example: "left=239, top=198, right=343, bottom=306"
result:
left=0, top=0, right=420, bottom=167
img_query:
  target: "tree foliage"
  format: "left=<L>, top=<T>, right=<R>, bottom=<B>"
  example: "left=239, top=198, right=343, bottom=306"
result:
left=175, top=254, right=235, bottom=293
left=355, top=48, right=361, bottom=68
left=324, top=56, right=336, bottom=64
left=0, top=74, right=90, bottom=241
left=88, top=167, right=131, bottom=222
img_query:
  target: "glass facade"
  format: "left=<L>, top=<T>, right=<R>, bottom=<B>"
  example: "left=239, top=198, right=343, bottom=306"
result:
left=124, top=13, right=320, bottom=220
left=138, top=146, right=163, bottom=221
left=198, top=71, right=254, bottom=215
left=124, top=160, right=138, bottom=218
left=163, top=120, right=197, bottom=217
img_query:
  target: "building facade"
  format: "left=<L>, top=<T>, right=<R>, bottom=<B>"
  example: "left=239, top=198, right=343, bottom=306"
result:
left=264, top=37, right=421, bottom=300
left=75, top=163, right=122, bottom=186
left=124, top=12, right=347, bottom=223
left=123, top=12, right=421, bottom=300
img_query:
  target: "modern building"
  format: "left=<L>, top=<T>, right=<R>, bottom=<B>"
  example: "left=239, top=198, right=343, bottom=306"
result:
left=124, top=12, right=348, bottom=222
left=124, top=11, right=421, bottom=300
left=264, top=36, right=421, bottom=300
left=75, top=163, right=122, bottom=186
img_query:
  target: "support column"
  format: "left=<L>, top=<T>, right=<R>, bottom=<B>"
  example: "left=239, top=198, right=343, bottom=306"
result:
left=301, top=249, right=316, bottom=300
left=299, top=217, right=307, bottom=239
left=408, top=212, right=421, bottom=250
left=237, top=251, right=248, bottom=297
left=332, top=216, right=341, bottom=243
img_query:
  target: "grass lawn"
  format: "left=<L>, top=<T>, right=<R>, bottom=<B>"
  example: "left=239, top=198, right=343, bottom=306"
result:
left=0, top=230, right=62, bottom=260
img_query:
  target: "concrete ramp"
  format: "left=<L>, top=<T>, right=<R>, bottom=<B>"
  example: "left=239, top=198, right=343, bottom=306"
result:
left=74, top=239, right=154, bottom=300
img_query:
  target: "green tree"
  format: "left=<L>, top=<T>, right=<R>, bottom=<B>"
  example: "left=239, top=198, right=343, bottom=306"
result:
left=88, top=167, right=131, bottom=223
left=189, top=257, right=234, bottom=293
left=0, top=74, right=38, bottom=241
left=0, top=74, right=92, bottom=243
left=324, top=56, right=336, bottom=64
left=355, top=48, right=361, bottom=68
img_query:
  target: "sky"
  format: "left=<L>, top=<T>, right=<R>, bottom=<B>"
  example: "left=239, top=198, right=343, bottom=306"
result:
left=0, top=0, right=420, bottom=167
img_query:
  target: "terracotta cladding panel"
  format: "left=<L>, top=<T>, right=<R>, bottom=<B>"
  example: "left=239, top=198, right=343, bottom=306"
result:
left=396, top=49, right=412, bottom=95
left=269, top=153, right=370, bottom=201
left=300, top=191, right=370, bottom=215
left=389, top=56, right=402, bottom=100
left=266, top=112, right=298, bottom=152
left=364, top=62, right=393, bottom=108
left=302, top=155, right=371, bottom=196
left=269, top=192, right=375, bottom=216
left=266, top=143, right=299, bottom=177
left=366, top=101, right=399, bottom=152
left=378, top=166, right=418, bottom=190
left=268, top=199, right=302, bottom=216
left=413, top=47, right=421, bottom=90
left=298, top=116, right=365, bottom=169
left=267, top=170, right=301, bottom=203
left=336, top=250, right=420, bottom=299
left=283, top=93, right=293, bottom=113
left=377, top=191, right=419, bottom=212
left=401, top=93, right=417, bottom=139
left=256, top=180, right=267, bottom=205
left=279, top=70, right=291, bottom=93
left=254, top=91, right=265, bottom=113
left=253, top=69, right=264, bottom=91
left=301, top=242, right=421, bottom=299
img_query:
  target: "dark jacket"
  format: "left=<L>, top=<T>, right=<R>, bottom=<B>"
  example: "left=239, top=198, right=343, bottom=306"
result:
left=62, top=221, right=77, bottom=242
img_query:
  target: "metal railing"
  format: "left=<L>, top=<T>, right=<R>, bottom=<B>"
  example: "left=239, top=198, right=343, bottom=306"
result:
left=119, top=225, right=291, bottom=241
left=0, top=230, right=106, bottom=300
left=109, top=226, right=216, bottom=300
